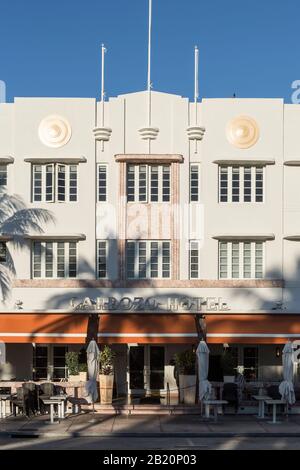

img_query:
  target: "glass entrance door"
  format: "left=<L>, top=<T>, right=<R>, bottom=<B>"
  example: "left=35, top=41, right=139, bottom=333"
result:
left=129, top=346, right=145, bottom=390
left=128, top=345, right=165, bottom=393
left=150, top=346, right=165, bottom=389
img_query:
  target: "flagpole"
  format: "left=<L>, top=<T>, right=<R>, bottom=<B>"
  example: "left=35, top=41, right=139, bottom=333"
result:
left=147, top=0, right=152, bottom=129
left=194, top=45, right=199, bottom=125
left=101, top=44, right=106, bottom=128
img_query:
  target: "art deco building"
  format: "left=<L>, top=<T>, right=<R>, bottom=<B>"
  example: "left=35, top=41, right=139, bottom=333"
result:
left=0, top=87, right=300, bottom=396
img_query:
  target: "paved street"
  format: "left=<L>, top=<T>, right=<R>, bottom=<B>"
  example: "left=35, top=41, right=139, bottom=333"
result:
left=1, top=435, right=300, bottom=450
left=1, top=412, right=300, bottom=450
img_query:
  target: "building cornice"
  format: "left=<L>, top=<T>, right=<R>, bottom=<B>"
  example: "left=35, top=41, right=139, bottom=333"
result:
left=24, top=156, right=87, bottom=164
left=213, top=159, right=275, bottom=166
left=0, top=156, right=14, bottom=164
left=13, top=279, right=283, bottom=288
left=212, top=234, right=275, bottom=241
left=23, top=234, right=86, bottom=241
left=115, top=154, right=184, bottom=163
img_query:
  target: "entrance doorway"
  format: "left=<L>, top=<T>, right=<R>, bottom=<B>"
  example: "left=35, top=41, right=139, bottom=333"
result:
left=128, top=345, right=165, bottom=396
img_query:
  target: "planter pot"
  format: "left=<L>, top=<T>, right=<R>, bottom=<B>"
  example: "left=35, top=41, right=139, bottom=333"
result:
left=79, top=372, right=87, bottom=382
left=180, top=374, right=196, bottom=405
left=68, top=374, right=81, bottom=383
left=99, top=374, right=114, bottom=404
left=0, top=363, right=16, bottom=381
left=223, top=375, right=235, bottom=383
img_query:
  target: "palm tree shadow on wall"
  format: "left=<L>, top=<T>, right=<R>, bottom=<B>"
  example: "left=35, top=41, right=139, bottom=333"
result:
left=0, top=190, right=54, bottom=302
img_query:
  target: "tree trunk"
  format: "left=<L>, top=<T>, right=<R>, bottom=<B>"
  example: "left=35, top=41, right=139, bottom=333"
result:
left=86, top=314, right=100, bottom=345
left=194, top=314, right=207, bottom=404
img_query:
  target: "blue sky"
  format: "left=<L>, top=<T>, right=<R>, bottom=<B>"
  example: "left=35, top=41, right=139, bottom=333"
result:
left=0, top=0, right=299, bottom=102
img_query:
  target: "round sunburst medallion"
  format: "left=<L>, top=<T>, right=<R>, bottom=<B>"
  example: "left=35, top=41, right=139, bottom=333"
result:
left=226, top=115, right=259, bottom=149
left=38, top=115, right=72, bottom=148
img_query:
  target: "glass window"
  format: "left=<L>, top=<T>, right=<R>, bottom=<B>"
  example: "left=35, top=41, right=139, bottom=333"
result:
left=219, top=166, right=228, bottom=202
left=232, top=167, right=240, bottom=202
left=69, top=166, right=77, bottom=202
left=219, top=165, right=264, bottom=203
left=126, top=241, right=171, bottom=279
left=139, top=166, right=147, bottom=202
left=97, top=241, right=107, bottom=278
left=219, top=241, right=265, bottom=279
left=189, top=241, right=200, bottom=279
left=127, top=165, right=135, bottom=202
left=190, top=164, right=200, bottom=202
left=126, top=164, right=171, bottom=202
left=0, top=242, right=6, bottom=263
left=98, top=165, right=107, bottom=202
left=162, top=165, right=170, bottom=202
left=0, top=165, right=7, bottom=188
left=32, top=164, right=78, bottom=203
left=32, top=241, right=77, bottom=278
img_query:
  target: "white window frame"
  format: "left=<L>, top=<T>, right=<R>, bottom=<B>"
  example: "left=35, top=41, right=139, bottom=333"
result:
left=32, top=164, right=78, bottom=203
left=0, top=241, right=7, bottom=263
left=190, top=164, right=200, bottom=202
left=32, top=241, right=78, bottom=279
left=218, top=165, right=265, bottom=203
left=97, top=164, right=108, bottom=202
left=97, top=240, right=108, bottom=279
left=0, top=165, right=8, bottom=190
left=126, top=240, right=171, bottom=279
left=189, top=240, right=200, bottom=279
left=218, top=241, right=265, bottom=279
left=126, top=164, right=171, bottom=203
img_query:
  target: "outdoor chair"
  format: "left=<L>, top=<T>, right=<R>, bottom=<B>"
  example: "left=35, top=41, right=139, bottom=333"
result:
left=22, top=382, right=40, bottom=415
left=39, top=382, right=56, bottom=414
left=12, top=387, right=30, bottom=417
left=222, top=382, right=239, bottom=413
left=266, top=385, right=285, bottom=415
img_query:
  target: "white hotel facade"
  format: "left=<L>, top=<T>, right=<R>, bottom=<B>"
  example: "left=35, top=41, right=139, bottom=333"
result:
left=0, top=88, right=300, bottom=395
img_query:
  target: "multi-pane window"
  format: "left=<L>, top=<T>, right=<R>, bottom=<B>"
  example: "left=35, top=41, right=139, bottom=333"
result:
left=219, top=241, right=264, bottom=279
left=0, top=242, right=7, bottom=263
left=190, top=164, right=200, bottom=202
left=32, top=164, right=78, bottom=202
left=189, top=241, right=200, bottom=279
left=219, top=166, right=264, bottom=203
left=126, top=164, right=171, bottom=202
left=32, top=241, right=77, bottom=278
left=126, top=240, right=171, bottom=279
left=98, top=165, right=107, bottom=202
left=0, top=165, right=7, bottom=189
left=97, top=240, right=107, bottom=278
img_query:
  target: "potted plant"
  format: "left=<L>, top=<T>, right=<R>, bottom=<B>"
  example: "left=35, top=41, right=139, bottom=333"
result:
left=78, top=363, right=88, bottom=382
left=66, top=351, right=80, bottom=382
left=174, top=349, right=196, bottom=404
left=98, top=345, right=115, bottom=405
left=221, top=349, right=236, bottom=383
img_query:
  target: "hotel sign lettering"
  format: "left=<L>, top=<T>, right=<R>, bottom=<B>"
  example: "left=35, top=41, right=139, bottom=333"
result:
left=71, top=296, right=230, bottom=312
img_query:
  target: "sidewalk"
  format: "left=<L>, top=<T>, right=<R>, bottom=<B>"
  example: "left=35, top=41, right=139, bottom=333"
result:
left=2, top=412, right=300, bottom=438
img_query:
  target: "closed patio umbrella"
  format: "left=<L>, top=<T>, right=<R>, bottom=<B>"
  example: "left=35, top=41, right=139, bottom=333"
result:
left=279, top=341, right=295, bottom=405
left=196, top=340, right=212, bottom=401
left=85, top=339, right=100, bottom=410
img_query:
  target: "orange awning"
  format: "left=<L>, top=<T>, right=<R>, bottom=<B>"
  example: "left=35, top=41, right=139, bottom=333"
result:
left=0, top=313, right=300, bottom=344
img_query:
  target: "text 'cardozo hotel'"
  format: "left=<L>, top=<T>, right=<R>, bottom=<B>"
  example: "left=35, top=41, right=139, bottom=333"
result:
left=1, top=40, right=300, bottom=397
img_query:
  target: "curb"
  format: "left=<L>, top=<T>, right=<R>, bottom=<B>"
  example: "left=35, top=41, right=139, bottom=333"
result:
left=3, top=431, right=300, bottom=438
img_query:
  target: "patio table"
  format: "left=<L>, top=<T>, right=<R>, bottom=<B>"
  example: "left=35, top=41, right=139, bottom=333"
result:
left=264, top=399, right=286, bottom=424
left=203, top=400, right=228, bottom=422
left=0, top=394, right=12, bottom=418
left=41, top=396, right=67, bottom=424
left=252, top=395, right=270, bottom=419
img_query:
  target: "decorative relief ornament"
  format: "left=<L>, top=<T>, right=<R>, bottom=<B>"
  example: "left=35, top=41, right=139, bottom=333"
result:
left=38, top=115, right=72, bottom=148
left=226, top=115, right=259, bottom=149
